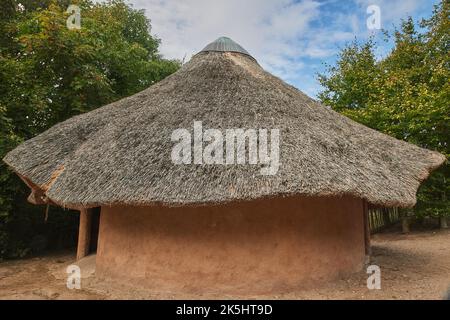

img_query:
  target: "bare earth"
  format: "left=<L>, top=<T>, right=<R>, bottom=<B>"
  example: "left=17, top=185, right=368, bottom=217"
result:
left=0, top=229, right=449, bottom=300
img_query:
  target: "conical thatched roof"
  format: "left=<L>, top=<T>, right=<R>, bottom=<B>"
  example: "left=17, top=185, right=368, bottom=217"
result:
left=3, top=37, right=445, bottom=210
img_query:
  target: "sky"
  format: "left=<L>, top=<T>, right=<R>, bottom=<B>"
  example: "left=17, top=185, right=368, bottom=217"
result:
left=123, top=0, right=440, bottom=98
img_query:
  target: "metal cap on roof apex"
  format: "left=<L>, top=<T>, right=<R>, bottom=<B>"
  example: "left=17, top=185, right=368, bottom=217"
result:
left=201, top=37, right=254, bottom=58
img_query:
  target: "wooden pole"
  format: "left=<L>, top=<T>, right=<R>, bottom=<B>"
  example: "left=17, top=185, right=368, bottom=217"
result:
left=363, top=200, right=371, bottom=259
left=440, top=216, right=448, bottom=229
left=441, top=185, right=448, bottom=229
left=76, top=208, right=92, bottom=260
left=401, top=209, right=410, bottom=234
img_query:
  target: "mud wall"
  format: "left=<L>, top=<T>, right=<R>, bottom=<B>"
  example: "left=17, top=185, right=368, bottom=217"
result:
left=96, top=196, right=365, bottom=294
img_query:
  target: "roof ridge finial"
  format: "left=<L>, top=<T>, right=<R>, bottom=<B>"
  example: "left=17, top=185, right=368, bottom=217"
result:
left=200, top=36, right=254, bottom=59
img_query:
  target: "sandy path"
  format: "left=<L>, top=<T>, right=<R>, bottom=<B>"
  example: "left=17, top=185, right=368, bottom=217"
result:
left=0, top=229, right=449, bottom=300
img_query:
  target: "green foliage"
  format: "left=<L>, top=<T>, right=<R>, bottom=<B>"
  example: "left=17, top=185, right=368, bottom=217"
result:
left=0, top=0, right=180, bottom=258
left=318, top=0, right=449, bottom=218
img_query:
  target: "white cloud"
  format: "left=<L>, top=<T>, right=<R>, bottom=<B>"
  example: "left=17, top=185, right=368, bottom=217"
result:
left=129, top=0, right=327, bottom=79
left=117, top=0, right=434, bottom=97
left=126, top=0, right=354, bottom=97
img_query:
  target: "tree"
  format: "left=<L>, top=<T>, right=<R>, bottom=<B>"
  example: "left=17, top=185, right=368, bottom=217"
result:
left=0, top=0, right=180, bottom=258
left=318, top=0, right=449, bottom=227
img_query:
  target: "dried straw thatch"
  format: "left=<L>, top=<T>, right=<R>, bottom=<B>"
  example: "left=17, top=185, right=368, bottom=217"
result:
left=3, top=38, right=446, bottom=210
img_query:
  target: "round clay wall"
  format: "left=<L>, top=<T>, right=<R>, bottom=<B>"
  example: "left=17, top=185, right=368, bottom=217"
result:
left=95, top=196, right=366, bottom=294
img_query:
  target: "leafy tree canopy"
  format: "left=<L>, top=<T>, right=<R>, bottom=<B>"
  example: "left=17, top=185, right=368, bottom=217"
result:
left=0, top=0, right=180, bottom=258
left=318, top=0, right=449, bottom=218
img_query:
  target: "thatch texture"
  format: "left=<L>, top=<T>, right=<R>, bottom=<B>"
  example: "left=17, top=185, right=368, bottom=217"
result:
left=3, top=47, right=446, bottom=209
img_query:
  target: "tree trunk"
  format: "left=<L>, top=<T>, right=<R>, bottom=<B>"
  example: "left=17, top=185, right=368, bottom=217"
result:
left=440, top=216, right=448, bottom=229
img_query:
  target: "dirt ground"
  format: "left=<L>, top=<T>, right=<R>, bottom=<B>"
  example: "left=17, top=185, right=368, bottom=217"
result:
left=0, top=228, right=449, bottom=300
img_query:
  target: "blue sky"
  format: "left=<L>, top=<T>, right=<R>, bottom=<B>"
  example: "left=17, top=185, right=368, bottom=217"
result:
left=125, top=0, right=440, bottom=98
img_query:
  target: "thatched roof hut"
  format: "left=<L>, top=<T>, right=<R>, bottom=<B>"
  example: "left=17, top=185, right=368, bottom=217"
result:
left=3, top=37, right=445, bottom=292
